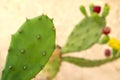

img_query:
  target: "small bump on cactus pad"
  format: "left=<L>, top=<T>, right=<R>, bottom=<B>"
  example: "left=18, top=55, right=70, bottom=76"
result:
left=1, top=15, right=56, bottom=80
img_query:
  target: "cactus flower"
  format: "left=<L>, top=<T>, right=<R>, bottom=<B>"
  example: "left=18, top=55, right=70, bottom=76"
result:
left=108, top=38, right=120, bottom=50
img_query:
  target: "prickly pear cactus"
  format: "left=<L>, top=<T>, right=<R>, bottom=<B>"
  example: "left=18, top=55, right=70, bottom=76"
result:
left=1, top=15, right=56, bottom=80
left=62, top=4, right=120, bottom=68
left=40, top=45, right=61, bottom=80
left=61, top=4, right=109, bottom=53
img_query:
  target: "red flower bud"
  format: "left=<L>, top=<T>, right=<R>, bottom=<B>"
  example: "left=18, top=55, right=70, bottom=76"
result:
left=104, top=49, right=111, bottom=57
left=102, top=27, right=111, bottom=35
left=93, top=6, right=101, bottom=13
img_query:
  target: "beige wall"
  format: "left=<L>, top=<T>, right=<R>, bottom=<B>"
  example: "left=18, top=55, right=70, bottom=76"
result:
left=0, top=0, right=120, bottom=80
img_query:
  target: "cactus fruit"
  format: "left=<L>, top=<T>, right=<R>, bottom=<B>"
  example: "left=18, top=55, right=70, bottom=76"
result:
left=1, top=15, right=56, bottom=80
left=93, top=5, right=101, bottom=13
left=61, top=4, right=110, bottom=53
left=104, top=49, right=111, bottom=57
left=98, top=35, right=109, bottom=44
left=102, top=27, right=111, bottom=35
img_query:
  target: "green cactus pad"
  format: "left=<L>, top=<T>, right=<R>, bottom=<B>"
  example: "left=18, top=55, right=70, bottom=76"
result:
left=80, top=5, right=88, bottom=17
left=62, top=16, right=106, bottom=53
left=1, top=15, right=56, bottom=80
left=62, top=56, right=120, bottom=67
left=102, top=4, right=110, bottom=18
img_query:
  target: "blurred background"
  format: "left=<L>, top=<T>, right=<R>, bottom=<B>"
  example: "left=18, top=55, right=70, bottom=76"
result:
left=0, top=0, right=120, bottom=80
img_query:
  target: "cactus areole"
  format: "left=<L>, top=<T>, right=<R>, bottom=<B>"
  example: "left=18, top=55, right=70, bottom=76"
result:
left=1, top=15, right=56, bottom=80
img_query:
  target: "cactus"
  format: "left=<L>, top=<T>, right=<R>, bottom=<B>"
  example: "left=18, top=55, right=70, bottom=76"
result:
left=61, top=4, right=119, bottom=69
left=1, top=15, right=56, bottom=80
left=62, top=55, right=120, bottom=67
left=1, top=3, right=120, bottom=80
left=61, top=4, right=108, bottom=53
left=40, top=45, right=61, bottom=80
